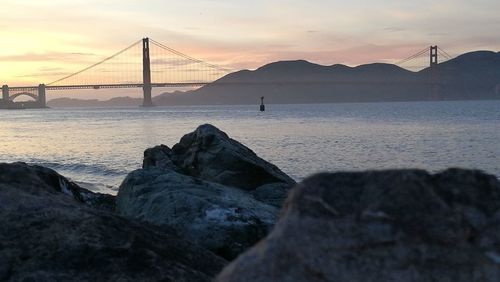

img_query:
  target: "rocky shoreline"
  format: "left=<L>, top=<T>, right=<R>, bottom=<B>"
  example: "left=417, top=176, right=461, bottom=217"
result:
left=1, top=124, right=500, bottom=281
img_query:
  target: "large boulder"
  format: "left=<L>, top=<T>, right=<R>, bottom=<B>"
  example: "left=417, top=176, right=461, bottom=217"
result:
left=0, top=162, right=226, bottom=281
left=144, top=124, right=296, bottom=192
left=217, top=169, right=500, bottom=282
left=121, top=124, right=296, bottom=258
left=0, top=162, right=114, bottom=210
left=116, top=168, right=278, bottom=259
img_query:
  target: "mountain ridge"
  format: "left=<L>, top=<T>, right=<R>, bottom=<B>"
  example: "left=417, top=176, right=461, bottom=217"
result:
left=48, top=50, right=500, bottom=107
left=154, top=50, right=500, bottom=105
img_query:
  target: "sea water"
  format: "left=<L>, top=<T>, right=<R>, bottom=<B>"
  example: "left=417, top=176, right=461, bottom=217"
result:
left=0, top=100, right=499, bottom=194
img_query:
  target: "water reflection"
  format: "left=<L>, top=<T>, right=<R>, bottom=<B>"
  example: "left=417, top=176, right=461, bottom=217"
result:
left=0, top=100, right=499, bottom=194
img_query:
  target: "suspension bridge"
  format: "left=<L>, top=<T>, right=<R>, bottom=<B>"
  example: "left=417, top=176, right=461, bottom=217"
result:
left=1, top=38, right=452, bottom=109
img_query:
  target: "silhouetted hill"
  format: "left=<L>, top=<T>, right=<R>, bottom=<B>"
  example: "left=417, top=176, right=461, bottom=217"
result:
left=154, top=51, right=500, bottom=105
left=417, top=51, right=500, bottom=100
left=47, top=51, right=500, bottom=107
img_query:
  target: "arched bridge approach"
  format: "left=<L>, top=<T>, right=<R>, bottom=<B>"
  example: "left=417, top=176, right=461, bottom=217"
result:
left=1, top=84, right=46, bottom=108
left=9, top=92, right=39, bottom=102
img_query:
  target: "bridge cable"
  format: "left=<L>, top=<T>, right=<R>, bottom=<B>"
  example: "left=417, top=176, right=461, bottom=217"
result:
left=394, top=47, right=429, bottom=66
left=47, top=39, right=142, bottom=86
left=437, top=46, right=453, bottom=60
left=149, top=39, right=232, bottom=72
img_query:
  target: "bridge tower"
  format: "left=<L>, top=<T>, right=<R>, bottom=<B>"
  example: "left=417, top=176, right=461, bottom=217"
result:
left=430, top=46, right=438, bottom=67
left=2, top=85, right=8, bottom=102
left=38, top=84, right=46, bottom=108
left=429, top=46, right=439, bottom=100
left=142, top=38, right=153, bottom=107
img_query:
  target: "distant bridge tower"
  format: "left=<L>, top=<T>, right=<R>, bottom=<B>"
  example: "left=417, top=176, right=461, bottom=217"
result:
left=429, top=46, right=439, bottom=100
left=142, top=38, right=153, bottom=107
left=430, top=45, right=438, bottom=67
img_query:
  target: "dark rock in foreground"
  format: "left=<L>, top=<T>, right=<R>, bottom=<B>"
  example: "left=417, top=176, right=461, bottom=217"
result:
left=117, top=168, right=277, bottom=259
left=0, top=162, right=114, bottom=211
left=0, top=162, right=226, bottom=281
left=217, top=169, right=500, bottom=282
left=143, top=124, right=296, bottom=193
left=250, top=182, right=293, bottom=208
left=118, top=124, right=296, bottom=259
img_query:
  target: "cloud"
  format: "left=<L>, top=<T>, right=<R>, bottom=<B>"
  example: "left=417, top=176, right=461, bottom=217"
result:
left=264, top=44, right=296, bottom=49
left=150, top=58, right=196, bottom=66
left=428, top=32, right=449, bottom=37
left=384, top=27, right=407, bottom=32
left=0, top=52, right=96, bottom=63
left=16, top=71, right=72, bottom=78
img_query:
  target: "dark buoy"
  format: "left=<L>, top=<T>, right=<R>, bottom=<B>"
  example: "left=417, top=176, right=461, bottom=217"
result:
left=260, top=96, right=265, bottom=112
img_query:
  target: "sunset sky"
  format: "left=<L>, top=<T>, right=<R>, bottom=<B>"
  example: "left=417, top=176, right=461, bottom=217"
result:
left=1, top=0, right=499, bottom=97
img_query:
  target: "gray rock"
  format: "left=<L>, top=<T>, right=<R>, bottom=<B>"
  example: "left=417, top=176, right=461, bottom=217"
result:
left=147, top=124, right=296, bottom=191
left=217, top=169, right=500, bottom=282
left=251, top=182, right=292, bottom=207
left=0, top=162, right=114, bottom=211
left=0, top=162, right=226, bottom=281
left=116, top=168, right=278, bottom=259
left=143, top=144, right=177, bottom=171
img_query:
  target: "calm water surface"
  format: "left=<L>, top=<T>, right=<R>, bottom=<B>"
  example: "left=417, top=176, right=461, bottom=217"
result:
left=0, top=101, right=499, bottom=194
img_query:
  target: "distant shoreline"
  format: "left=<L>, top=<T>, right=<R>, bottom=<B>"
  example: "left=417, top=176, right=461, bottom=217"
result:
left=46, top=96, right=500, bottom=108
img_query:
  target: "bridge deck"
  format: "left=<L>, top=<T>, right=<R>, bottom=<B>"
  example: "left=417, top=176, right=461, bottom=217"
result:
left=8, top=80, right=445, bottom=92
left=8, top=83, right=210, bottom=92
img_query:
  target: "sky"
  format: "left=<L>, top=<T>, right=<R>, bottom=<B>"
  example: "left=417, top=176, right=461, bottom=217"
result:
left=1, top=0, right=499, bottom=98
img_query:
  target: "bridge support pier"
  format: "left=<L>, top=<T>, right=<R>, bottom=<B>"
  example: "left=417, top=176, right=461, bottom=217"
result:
left=142, top=38, right=153, bottom=107
left=38, top=84, right=46, bottom=108
left=143, top=85, right=152, bottom=107
left=2, top=85, right=8, bottom=102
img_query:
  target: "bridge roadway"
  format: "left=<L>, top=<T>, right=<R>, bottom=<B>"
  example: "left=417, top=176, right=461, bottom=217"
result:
left=9, top=79, right=446, bottom=92
left=8, top=82, right=210, bottom=92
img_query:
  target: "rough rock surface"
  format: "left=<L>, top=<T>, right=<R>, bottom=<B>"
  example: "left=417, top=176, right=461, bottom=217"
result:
left=217, top=169, right=500, bottom=282
left=251, top=182, right=293, bottom=208
left=119, top=124, right=296, bottom=258
left=143, top=124, right=296, bottom=191
left=0, top=162, right=226, bottom=281
left=0, top=162, right=115, bottom=211
left=116, top=168, right=278, bottom=259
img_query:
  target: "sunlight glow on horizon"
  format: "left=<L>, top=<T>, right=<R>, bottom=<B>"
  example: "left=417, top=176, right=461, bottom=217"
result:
left=1, top=0, right=499, bottom=93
